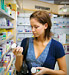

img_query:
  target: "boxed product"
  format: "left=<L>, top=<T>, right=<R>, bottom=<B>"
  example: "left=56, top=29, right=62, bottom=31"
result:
left=59, top=34, right=69, bottom=44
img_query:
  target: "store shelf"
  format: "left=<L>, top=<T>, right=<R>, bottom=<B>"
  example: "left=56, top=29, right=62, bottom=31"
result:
left=11, top=68, right=15, bottom=75
left=17, top=40, right=21, bottom=42
left=63, top=43, right=69, bottom=46
left=0, top=35, right=14, bottom=45
left=17, top=24, right=30, bottom=26
left=5, top=58, right=14, bottom=75
left=0, top=9, right=15, bottom=20
left=65, top=53, right=69, bottom=55
left=0, top=26, right=14, bottom=29
left=17, top=32, right=32, bottom=34
left=17, top=16, right=29, bottom=18
left=1, top=47, right=11, bottom=58
left=55, top=28, right=69, bottom=29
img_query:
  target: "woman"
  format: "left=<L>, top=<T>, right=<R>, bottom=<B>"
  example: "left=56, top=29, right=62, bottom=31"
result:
left=13, top=11, right=67, bottom=75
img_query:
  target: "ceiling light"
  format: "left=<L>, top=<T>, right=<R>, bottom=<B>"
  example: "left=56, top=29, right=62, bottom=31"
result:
left=63, top=8, right=67, bottom=12
left=59, top=4, right=68, bottom=12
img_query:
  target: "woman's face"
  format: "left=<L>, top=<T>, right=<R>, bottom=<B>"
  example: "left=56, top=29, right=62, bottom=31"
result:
left=30, top=18, right=47, bottom=38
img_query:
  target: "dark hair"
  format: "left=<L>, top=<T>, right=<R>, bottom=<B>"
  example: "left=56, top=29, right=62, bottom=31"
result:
left=30, top=10, right=52, bottom=40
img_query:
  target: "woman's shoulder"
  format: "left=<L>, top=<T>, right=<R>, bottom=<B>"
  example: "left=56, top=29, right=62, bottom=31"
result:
left=51, top=39, right=65, bottom=59
left=22, top=37, right=34, bottom=43
left=22, top=37, right=33, bottom=41
left=51, top=38, right=63, bottom=48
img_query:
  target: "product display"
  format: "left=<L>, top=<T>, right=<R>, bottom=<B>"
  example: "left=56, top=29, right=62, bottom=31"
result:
left=17, top=12, right=33, bottom=46
left=31, top=67, right=40, bottom=74
left=0, top=0, right=69, bottom=75
left=0, top=1, right=16, bottom=75
left=31, top=67, right=37, bottom=73
left=11, top=43, right=16, bottom=49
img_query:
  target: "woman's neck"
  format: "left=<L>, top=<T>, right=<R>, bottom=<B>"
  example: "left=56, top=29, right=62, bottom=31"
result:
left=35, top=37, right=51, bottom=43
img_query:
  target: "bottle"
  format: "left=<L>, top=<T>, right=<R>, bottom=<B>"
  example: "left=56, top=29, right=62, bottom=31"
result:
left=31, top=67, right=40, bottom=74
left=8, top=3, right=12, bottom=15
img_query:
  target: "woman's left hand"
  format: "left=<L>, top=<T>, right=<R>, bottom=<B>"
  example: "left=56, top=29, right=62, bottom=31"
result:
left=35, top=67, right=49, bottom=75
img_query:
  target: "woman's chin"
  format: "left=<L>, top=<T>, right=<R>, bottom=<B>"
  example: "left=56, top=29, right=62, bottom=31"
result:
left=34, top=35, right=38, bottom=38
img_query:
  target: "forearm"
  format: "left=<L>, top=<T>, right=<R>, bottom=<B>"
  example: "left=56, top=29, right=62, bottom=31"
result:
left=47, top=69, right=67, bottom=75
left=15, top=55, right=23, bottom=72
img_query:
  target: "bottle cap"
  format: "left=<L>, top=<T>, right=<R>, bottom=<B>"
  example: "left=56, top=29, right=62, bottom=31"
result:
left=31, top=67, right=37, bottom=73
left=11, top=43, right=16, bottom=49
left=37, top=69, right=40, bottom=72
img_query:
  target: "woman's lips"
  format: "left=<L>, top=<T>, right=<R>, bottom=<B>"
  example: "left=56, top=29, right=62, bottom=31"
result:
left=33, top=33, right=37, bottom=35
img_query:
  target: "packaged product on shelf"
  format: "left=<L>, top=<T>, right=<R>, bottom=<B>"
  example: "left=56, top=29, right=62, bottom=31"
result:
left=8, top=3, right=12, bottom=15
left=3, top=60, right=8, bottom=70
left=11, top=43, right=16, bottom=49
left=63, top=45, right=69, bottom=55
left=0, top=67, right=5, bottom=75
left=0, top=47, right=2, bottom=60
left=0, top=0, right=1, bottom=9
left=8, top=52, right=14, bottom=60
left=0, top=33, right=3, bottom=41
left=2, top=32, right=6, bottom=40
left=0, top=18, right=7, bottom=26
left=6, top=54, right=11, bottom=63
left=59, top=34, right=69, bottom=44
left=0, top=0, right=4, bottom=10
left=6, top=29, right=13, bottom=37
left=8, top=69, right=12, bottom=75
left=59, top=34, right=66, bottom=44
left=0, top=46, right=2, bottom=55
left=2, top=43, right=6, bottom=55
left=11, top=9, right=15, bottom=18
left=66, top=34, right=69, bottom=43
left=6, top=5, right=11, bottom=15
left=0, top=29, right=7, bottom=40
left=6, top=43, right=10, bottom=51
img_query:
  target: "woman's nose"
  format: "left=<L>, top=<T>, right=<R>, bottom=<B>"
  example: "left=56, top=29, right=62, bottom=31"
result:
left=32, top=27, right=35, bottom=32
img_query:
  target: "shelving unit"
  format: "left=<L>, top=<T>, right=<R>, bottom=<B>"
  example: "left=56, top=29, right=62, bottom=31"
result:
left=17, top=24, right=30, bottom=26
left=63, top=43, right=69, bottom=46
left=0, top=26, right=14, bottom=29
left=2, top=47, right=11, bottom=58
left=4, top=58, right=14, bottom=75
left=0, top=35, right=14, bottom=45
left=51, top=14, right=69, bottom=56
left=11, top=68, right=15, bottom=75
left=0, top=3, right=17, bottom=75
left=17, top=12, right=33, bottom=45
left=0, top=8, right=15, bottom=20
left=51, top=15, right=69, bottom=43
left=17, top=32, right=32, bottom=34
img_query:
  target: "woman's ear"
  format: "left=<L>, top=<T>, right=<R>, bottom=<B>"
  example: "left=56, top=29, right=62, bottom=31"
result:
left=44, top=23, right=48, bottom=29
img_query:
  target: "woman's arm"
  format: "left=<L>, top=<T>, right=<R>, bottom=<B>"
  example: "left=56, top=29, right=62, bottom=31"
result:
left=13, top=47, right=24, bottom=72
left=15, top=55, right=23, bottom=72
left=35, top=56, right=67, bottom=75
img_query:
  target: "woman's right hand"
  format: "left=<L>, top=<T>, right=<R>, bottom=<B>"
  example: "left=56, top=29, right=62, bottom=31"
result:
left=13, top=47, right=23, bottom=56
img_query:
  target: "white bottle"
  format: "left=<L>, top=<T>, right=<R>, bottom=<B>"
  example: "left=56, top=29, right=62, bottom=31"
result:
left=11, top=43, right=16, bottom=49
left=31, top=67, right=37, bottom=74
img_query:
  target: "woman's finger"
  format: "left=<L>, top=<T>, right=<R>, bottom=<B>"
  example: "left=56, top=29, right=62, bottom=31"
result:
left=13, top=48, right=17, bottom=53
left=12, top=47, right=23, bottom=56
left=18, top=48, right=23, bottom=53
left=36, top=67, right=42, bottom=70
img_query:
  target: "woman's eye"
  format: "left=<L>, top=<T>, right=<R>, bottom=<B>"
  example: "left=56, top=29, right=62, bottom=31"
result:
left=31, top=26, right=39, bottom=29
left=35, top=26, right=39, bottom=28
left=31, top=26, right=33, bottom=28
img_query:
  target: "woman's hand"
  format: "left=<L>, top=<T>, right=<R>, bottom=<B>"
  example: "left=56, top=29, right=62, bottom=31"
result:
left=13, top=47, right=23, bottom=56
left=35, top=67, right=49, bottom=75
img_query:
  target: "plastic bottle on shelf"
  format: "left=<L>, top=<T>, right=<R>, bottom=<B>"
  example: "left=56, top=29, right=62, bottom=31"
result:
left=11, top=43, right=16, bottom=49
left=6, top=5, right=10, bottom=15
left=0, top=33, right=3, bottom=41
left=8, top=3, right=12, bottom=16
left=11, top=9, right=15, bottom=18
